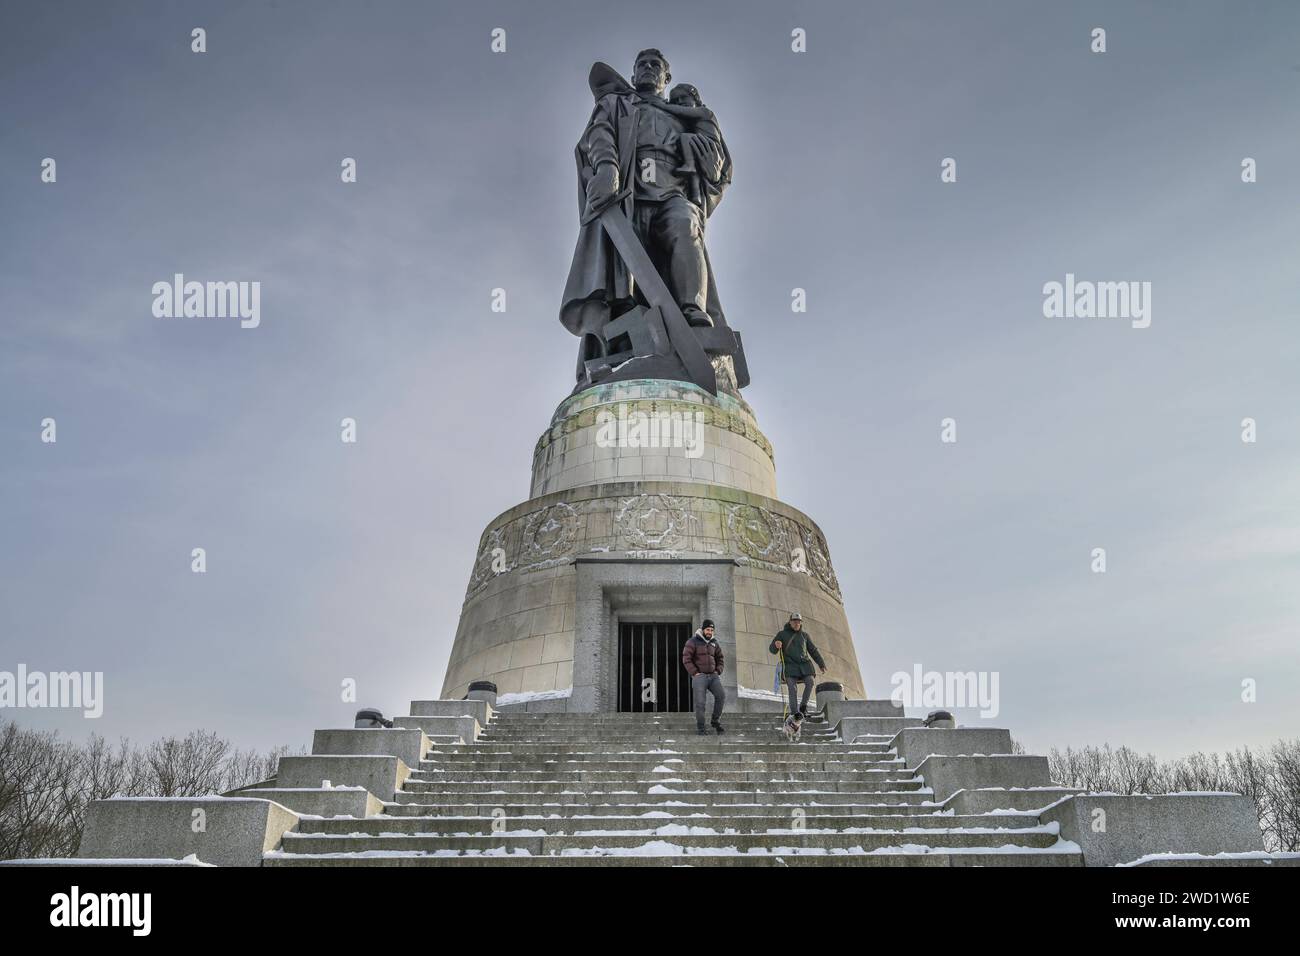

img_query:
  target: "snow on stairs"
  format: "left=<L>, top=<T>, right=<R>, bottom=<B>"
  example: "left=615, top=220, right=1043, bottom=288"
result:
left=264, top=712, right=1082, bottom=866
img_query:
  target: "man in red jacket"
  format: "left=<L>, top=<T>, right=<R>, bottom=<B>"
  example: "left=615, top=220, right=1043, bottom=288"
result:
left=681, top=619, right=726, bottom=735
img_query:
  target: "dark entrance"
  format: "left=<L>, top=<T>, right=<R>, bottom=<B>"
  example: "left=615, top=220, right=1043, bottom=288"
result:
left=617, top=622, right=692, bottom=712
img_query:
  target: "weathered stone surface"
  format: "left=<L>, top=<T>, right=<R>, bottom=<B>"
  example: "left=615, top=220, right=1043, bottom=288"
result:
left=78, top=798, right=298, bottom=867
left=231, top=787, right=381, bottom=819
left=311, top=728, right=429, bottom=769
left=532, top=380, right=775, bottom=498
left=944, top=787, right=1083, bottom=814
left=824, top=698, right=905, bottom=725
left=891, top=728, right=1015, bottom=769
left=442, top=477, right=863, bottom=706
left=839, top=716, right=924, bottom=741
left=3, top=857, right=211, bottom=866
left=913, top=755, right=1053, bottom=803
left=1124, top=853, right=1300, bottom=867
left=276, top=755, right=409, bottom=800
left=409, top=699, right=492, bottom=724
left=1039, top=793, right=1266, bottom=867
left=495, top=696, right=573, bottom=713
left=392, top=714, right=480, bottom=743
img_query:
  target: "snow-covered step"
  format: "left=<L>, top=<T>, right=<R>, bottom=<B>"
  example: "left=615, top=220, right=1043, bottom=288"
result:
left=263, top=846, right=1082, bottom=867
left=382, top=800, right=944, bottom=817
left=275, top=826, right=1066, bottom=855
left=398, top=779, right=927, bottom=795
left=390, top=788, right=935, bottom=806
left=408, top=756, right=902, bottom=769
left=403, top=764, right=904, bottom=780
left=486, top=715, right=831, bottom=725
left=297, top=811, right=1045, bottom=836
left=407, top=764, right=907, bottom=778
left=270, top=710, right=1077, bottom=865
left=441, top=742, right=873, bottom=754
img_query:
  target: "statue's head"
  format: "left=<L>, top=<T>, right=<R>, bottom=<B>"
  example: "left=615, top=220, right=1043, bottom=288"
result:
left=633, top=48, right=671, bottom=94
left=668, top=83, right=700, bottom=108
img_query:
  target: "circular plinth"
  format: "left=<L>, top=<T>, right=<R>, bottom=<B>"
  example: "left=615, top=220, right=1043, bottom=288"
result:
left=531, top=379, right=777, bottom=499
left=440, top=479, right=864, bottom=709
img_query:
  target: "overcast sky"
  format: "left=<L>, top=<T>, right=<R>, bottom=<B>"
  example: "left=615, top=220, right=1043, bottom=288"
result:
left=2, top=0, right=1297, bottom=759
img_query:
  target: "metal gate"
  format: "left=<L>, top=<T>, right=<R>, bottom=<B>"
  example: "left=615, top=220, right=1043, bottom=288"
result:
left=617, top=622, right=692, bottom=712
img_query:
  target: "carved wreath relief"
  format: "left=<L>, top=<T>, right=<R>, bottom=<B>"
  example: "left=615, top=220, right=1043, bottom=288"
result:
left=726, top=503, right=788, bottom=562
left=616, top=494, right=693, bottom=551
left=468, top=524, right=515, bottom=593
left=725, top=502, right=841, bottom=597
left=467, top=495, right=840, bottom=600
left=521, top=502, right=580, bottom=564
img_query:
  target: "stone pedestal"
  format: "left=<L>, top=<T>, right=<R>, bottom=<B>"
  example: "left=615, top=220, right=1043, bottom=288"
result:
left=440, top=378, right=865, bottom=710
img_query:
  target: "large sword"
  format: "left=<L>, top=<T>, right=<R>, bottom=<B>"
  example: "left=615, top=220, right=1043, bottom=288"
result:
left=598, top=205, right=718, bottom=395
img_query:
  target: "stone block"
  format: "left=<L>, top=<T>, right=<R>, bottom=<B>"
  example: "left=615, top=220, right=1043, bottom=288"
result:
left=823, top=698, right=904, bottom=726
left=1123, top=853, right=1300, bottom=867
left=231, top=787, right=381, bottom=818
left=1038, top=793, right=1265, bottom=868
left=838, top=716, right=924, bottom=742
left=892, top=728, right=1014, bottom=768
left=408, top=698, right=492, bottom=724
left=276, top=755, right=409, bottom=800
left=541, top=632, right=575, bottom=663
left=914, top=754, right=1053, bottom=803
left=519, top=661, right=560, bottom=693
left=943, top=787, right=1083, bottom=815
left=312, top=728, right=429, bottom=769
left=392, top=714, right=481, bottom=743
left=78, top=797, right=299, bottom=867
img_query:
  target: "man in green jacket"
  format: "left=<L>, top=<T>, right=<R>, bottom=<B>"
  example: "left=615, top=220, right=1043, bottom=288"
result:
left=770, top=612, right=827, bottom=719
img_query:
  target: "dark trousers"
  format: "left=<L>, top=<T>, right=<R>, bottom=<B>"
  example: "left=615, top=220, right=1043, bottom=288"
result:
left=691, top=673, right=725, bottom=728
left=786, top=675, right=814, bottom=716
left=631, top=196, right=708, bottom=320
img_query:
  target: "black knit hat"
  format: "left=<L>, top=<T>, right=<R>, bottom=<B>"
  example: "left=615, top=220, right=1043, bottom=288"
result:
left=701, top=619, right=715, bottom=630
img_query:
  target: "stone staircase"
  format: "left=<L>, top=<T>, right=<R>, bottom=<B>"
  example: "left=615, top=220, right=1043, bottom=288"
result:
left=263, top=709, right=1077, bottom=866
left=42, top=696, right=1280, bottom=867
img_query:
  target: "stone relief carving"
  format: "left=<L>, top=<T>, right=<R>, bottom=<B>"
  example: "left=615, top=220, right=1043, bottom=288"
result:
left=725, top=503, right=789, bottom=562
left=464, top=493, right=840, bottom=603
left=520, top=502, right=581, bottom=566
left=615, top=494, right=694, bottom=551
left=799, top=524, right=841, bottom=596
left=467, top=523, right=516, bottom=595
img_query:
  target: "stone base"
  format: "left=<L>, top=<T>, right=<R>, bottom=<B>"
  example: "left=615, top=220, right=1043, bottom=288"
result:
left=442, top=480, right=863, bottom=710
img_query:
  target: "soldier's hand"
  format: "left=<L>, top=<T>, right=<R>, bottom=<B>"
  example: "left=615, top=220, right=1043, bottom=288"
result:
left=693, top=137, right=725, bottom=181
left=586, top=163, right=619, bottom=208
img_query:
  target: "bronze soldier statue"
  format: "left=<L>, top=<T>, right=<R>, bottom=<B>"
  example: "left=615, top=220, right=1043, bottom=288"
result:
left=559, top=49, right=746, bottom=396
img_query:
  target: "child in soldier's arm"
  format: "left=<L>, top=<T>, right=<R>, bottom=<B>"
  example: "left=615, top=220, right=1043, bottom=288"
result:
left=659, top=82, right=722, bottom=175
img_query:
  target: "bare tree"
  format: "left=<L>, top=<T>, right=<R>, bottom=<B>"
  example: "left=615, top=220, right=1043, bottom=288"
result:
left=0, top=719, right=300, bottom=859
left=142, top=730, right=232, bottom=797
left=1047, top=738, right=1300, bottom=852
left=1264, top=739, right=1300, bottom=852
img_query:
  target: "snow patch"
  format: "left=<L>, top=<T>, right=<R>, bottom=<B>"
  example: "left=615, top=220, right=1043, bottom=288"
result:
left=494, top=688, right=573, bottom=706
